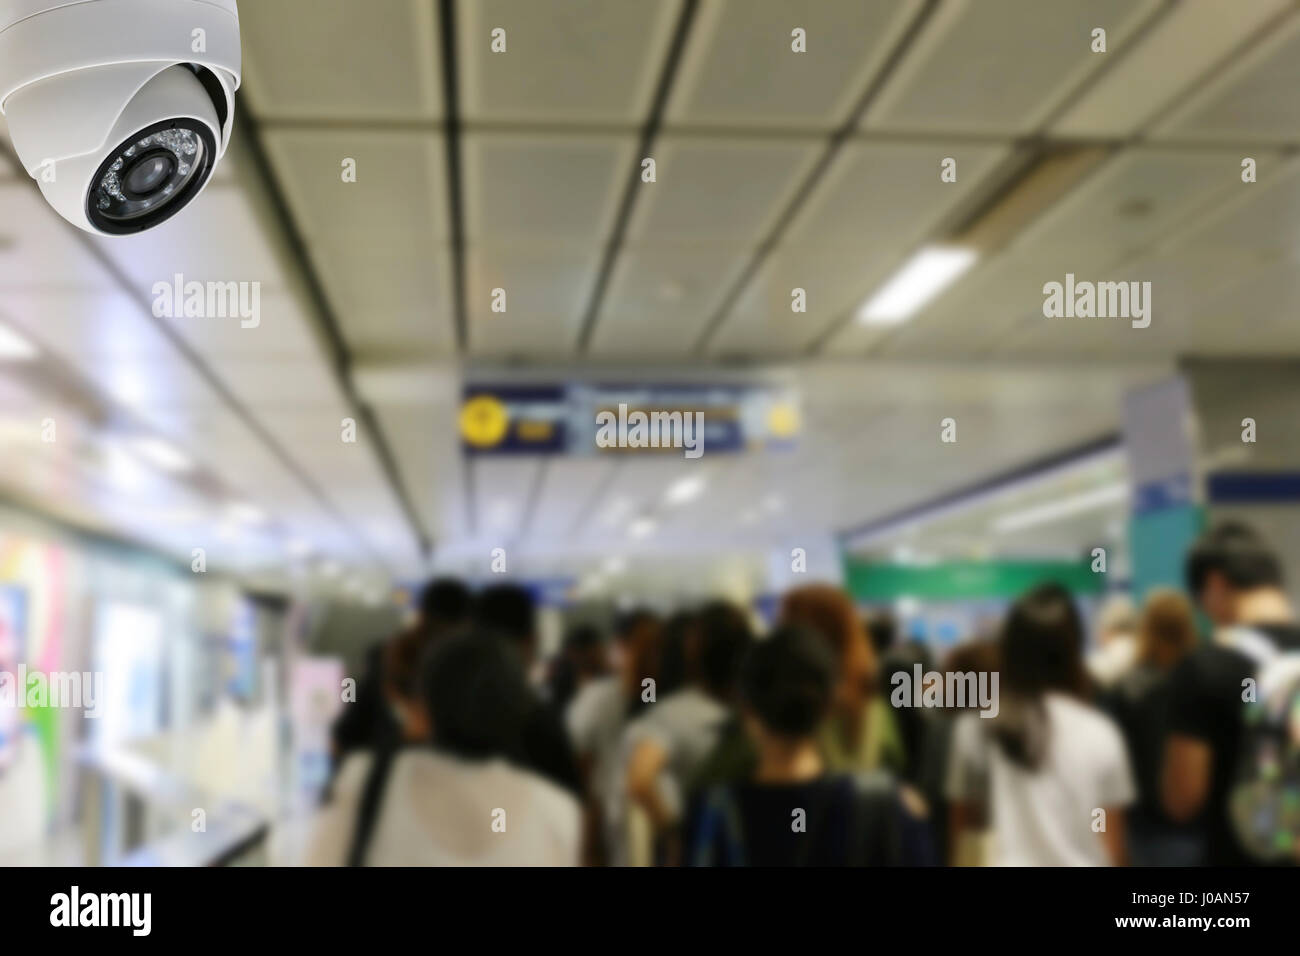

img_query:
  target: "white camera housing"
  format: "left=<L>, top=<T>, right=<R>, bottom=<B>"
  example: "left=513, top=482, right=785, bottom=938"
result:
left=0, top=0, right=240, bottom=235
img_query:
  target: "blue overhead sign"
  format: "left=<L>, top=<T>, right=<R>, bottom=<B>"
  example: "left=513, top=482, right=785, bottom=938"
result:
left=460, top=382, right=800, bottom=458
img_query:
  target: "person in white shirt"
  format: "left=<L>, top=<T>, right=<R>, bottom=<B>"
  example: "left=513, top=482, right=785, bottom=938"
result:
left=1087, top=594, right=1138, bottom=688
left=948, top=584, right=1135, bottom=866
left=624, top=602, right=753, bottom=862
left=307, top=632, right=580, bottom=867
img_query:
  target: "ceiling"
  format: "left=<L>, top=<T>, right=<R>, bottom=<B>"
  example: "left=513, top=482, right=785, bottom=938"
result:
left=2, top=0, right=1299, bottom=590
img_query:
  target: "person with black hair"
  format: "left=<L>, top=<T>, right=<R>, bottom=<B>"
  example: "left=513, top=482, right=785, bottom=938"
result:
left=880, top=638, right=936, bottom=785
left=623, top=601, right=753, bottom=861
left=1162, top=521, right=1300, bottom=865
left=328, top=576, right=473, bottom=770
left=545, top=623, right=607, bottom=714
left=865, top=610, right=897, bottom=657
left=946, top=583, right=1134, bottom=866
left=474, top=583, right=539, bottom=667
left=418, top=577, right=472, bottom=638
left=306, top=632, right=581, bottom=866
left=470, top=583, right=585, bottom=799
left=687, top=626, right=933, bottom=866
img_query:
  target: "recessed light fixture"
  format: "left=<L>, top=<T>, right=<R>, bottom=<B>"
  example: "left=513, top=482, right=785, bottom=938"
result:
left=628, top=517, right=657, bottom=540
left=127, top=436, right=192, bottom=473
left=0, top=321, right=39, bottom=361
left=665, top=475, right=706, bottom=505
left=857, top=245, right=978, bottom=325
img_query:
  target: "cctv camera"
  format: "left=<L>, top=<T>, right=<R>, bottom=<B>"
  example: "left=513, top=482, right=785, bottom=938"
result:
left=0, top=0, right=240, bottom=235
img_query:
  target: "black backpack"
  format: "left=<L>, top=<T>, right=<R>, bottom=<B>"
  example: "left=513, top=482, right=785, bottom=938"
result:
left=692, top=771, right=906, bottom=867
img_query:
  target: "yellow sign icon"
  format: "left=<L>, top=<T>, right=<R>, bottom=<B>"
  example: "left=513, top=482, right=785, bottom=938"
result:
left=460, top=395, right=509, bottom=448
left=767, top=402, right=800, bottom=439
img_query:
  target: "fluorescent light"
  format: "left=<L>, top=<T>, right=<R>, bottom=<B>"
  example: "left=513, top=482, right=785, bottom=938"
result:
left=843, top=444, right=1124, bottom=549
left=664, top=475, right=706, bottom=505
left=128, top=436, right=192, bottom=473
left=628, top=517, right=657, bottom=540
left=991, top=482, right=1129, bottom=534
left=857, top=246, right=977, bottom=325
left=0, top=321, right=38, bottom=361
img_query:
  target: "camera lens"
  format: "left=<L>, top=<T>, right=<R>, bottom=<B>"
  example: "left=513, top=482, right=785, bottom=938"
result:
left=122, top=152, right=177, bottom=198
left=85, top=120, right=216, bottom=235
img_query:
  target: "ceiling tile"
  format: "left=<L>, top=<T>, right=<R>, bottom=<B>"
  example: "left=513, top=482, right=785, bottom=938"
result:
left=667, top=0, right=921, bottom=130
left=467, top=242, right=599, bottom=355
left=264, top=130, right=449, bottom=246
left=1053, top=0, right=1294, bottom=139
left=1154, top=14, right=1300, bottom=144
left=464, top=132, right=632, bottom=242
left=459, top=0, right=681, bottom=123
left=315, top=244, right=457, bottom=356
left=863, top=0, right=1160, bottom=135
left=589, top=241, right=750, bottom=356
left=627, top=137, right=820, bottom=242
left=240, top=0, right=441, bottom=121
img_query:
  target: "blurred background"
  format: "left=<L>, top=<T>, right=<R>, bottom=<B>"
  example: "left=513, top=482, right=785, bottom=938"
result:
left=2, top=0, right=1300, bottom=867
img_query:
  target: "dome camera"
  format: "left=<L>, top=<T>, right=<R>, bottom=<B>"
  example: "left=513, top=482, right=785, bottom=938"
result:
left=0, top=0, right=240, bottom=235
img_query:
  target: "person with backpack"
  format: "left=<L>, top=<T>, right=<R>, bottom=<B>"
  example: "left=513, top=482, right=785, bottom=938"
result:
left=623, top=602, right=752, bottom=863
left=1162, top=522, right=1300, bottom=865
left=687, top=625, right=933, bottom=866
left=328, top=577, right=471, bottom=771
left=306, top=632, right=581, bottom=866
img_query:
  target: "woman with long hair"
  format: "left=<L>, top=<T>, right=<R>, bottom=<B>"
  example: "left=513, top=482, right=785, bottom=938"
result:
left=780, top=584, right=905, bottom=774
left=947, top=583, right=1135, bottom=865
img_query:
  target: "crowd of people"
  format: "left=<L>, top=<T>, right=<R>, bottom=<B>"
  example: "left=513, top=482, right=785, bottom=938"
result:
left=305, top=520, right=1300, bottom=867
